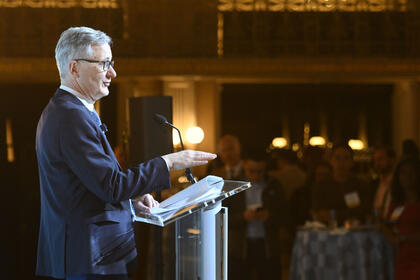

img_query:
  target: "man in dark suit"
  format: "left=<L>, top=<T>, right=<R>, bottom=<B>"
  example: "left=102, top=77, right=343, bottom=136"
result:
left=227, top=152, right=288, bottom=280
left=35, top=27, right=216, bottom=280
left=311, top=144, right=371, bottom=224
left=208, top=135, right=247, bottom=279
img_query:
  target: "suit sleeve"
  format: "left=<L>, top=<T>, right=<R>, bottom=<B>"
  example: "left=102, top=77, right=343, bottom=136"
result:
left=59, top=109, right=170, bottom=203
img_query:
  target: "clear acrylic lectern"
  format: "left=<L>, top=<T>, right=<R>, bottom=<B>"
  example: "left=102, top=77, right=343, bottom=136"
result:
left=130, top=177, right=251, bottom=280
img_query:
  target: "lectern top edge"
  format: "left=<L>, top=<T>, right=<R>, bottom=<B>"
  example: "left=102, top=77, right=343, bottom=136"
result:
left=131, top=179, right=251, bottom=227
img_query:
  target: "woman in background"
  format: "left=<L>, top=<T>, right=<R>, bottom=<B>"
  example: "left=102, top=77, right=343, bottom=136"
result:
left=384, top=157, right=420, bottom=279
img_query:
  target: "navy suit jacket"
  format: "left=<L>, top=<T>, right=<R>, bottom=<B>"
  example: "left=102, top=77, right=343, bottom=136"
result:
left=35, top=89, right=170, bottom=278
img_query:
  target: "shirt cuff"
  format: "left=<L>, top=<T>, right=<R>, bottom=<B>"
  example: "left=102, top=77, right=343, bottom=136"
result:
left=161, top=156, right=170, bottom=171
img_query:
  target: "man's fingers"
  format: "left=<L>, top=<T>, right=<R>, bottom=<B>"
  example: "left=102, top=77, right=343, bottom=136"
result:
left=188, top=160, right=210, bottom=167
left=143, top=194, right=154, bottom=208
left=162, top=150, right=217, bottom=170
left=141, top=194, right=160, bottom=208
left=134, top=200, right=151, bottom=212
left=193, top=151, right=217, bottom=160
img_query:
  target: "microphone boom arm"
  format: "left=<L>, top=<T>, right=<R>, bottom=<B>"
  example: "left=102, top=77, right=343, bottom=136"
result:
left=171, top=124, right=196, bottom=184
left=154, top=114, right=197, bottom=184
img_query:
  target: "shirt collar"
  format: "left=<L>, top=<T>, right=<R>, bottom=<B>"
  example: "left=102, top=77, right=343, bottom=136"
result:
left=60, top=85, right=95, bottom=112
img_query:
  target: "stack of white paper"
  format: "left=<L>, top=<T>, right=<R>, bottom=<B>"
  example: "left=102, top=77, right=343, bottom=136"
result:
left=149, top=175, right=224, bottom=221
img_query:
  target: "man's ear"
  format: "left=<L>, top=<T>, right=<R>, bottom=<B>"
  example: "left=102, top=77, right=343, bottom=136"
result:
left=68, top=60, right=79, bottom=78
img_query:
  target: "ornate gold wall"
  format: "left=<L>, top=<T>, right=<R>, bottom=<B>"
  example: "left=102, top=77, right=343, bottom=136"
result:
left=0, top=0, right=419, bottom=58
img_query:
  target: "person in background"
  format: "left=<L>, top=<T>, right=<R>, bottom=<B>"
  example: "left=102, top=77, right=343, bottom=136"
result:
left=210, top=134, right=246, bottom=180
left=229, top=151, right=287, bottom=280
left=402, top=139, right=419, bottom=160
left=269, top=149, right=306, bottom=200
left=311, top=144, right=371, bottom=225
left=371, top=146, right=396, bottom=220
left=268, top=149, right=306, bottom=262
left=382, top=158, right=420, bottom=280
left=301, top=146, right=326, bottom=173
left=290, top=161, right=333, bottom=232
left=210, top=135, right=245, bottom=279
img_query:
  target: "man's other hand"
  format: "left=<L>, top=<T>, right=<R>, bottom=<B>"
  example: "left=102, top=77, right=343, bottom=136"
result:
left=161, top=150, right=217, bottom=171
left=133, top=194, right=159, bottom=212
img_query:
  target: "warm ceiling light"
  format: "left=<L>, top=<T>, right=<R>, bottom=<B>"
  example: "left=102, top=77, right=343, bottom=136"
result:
left=348, top=139, right=365, bottom=150
left=186, top=126, right=204, bottom=144
left=272, top=137, right=288, bottom=148
left=309, top=136, right=326, bottom=146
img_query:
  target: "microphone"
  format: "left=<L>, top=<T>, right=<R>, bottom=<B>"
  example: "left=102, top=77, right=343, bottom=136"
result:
left=154, top=113, right=197, bottom=184
left=100, top=123, right=108, bottom=133
left=153, top=113, right=168, bottom=126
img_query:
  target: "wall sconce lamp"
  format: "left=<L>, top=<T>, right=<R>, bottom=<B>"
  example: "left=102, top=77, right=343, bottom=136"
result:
left=272, top=137, right=288, bottom=149
left=186, top=126, right=205, bottom=144
left=309, top=136, right=326, bottom=146
left=348, top=139, right=365, bottom=150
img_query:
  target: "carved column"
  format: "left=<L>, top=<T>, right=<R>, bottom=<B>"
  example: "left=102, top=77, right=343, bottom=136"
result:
left=195, top=79, right=221, bottom=154
left=163, top=78, right=196, bottom=146
left=392, top=80, right=420, bottom=156
left=162, top=78, right=221, bottom=177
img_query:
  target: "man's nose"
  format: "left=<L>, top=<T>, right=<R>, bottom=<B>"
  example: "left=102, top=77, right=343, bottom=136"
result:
left=107, top=65, right=117, bottom=79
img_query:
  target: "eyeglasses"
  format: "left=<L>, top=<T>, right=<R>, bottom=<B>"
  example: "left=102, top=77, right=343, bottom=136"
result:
left=74, top=58, right=115, bottom=71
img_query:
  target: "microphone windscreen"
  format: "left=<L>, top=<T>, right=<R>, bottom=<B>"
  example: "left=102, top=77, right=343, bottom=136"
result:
left=154, top=113, right=168, bottom=125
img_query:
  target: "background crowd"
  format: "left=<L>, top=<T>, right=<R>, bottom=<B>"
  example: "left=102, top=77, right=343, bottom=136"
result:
left=206, top=135, right=420, bottom=280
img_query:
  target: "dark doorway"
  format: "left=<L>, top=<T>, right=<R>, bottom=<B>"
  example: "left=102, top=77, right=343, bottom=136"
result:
left=0, top=83, right=56, bottom=279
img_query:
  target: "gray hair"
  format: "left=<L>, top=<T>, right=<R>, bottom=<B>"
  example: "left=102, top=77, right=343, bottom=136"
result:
left=55, top=26, right=112, bottom=79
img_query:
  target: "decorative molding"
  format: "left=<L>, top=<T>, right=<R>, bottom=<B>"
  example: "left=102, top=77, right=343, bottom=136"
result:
left=0, top=58, right=419, bottom=83
left=218, top=0, right=407, bottom=12
left=0, top=0, right=119, bottom=8
left=0, top=2, right=417, bottom=58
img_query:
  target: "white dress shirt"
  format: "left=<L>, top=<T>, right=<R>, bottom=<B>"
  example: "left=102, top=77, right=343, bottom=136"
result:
left=60, top=85, right=95, bottom=112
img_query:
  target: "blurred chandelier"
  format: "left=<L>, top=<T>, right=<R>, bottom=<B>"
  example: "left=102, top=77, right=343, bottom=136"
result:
left=218, top=0, right=407, bottom=12
left=0, top=0, right=118, bottom=8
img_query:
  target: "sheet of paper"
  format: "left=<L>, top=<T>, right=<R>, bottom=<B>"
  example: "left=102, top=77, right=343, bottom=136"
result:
left=150, top=175, right=224, bottom=215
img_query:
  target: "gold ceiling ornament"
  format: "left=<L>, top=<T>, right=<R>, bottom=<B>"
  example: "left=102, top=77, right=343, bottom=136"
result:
left=218, top=0, right=407, bottom=12
left=0, top=0, right=119, bottom=8
left=217, top=12, right=224, bottom=57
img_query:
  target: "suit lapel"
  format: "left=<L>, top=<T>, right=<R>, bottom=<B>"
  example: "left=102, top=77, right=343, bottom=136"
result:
left=98, top=131, right=122, bottom=171
left=83, top=107, right=121, bottom=171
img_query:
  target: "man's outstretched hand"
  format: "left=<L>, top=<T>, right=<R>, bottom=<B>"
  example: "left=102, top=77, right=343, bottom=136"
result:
left=161, top=150, right=217, bottom=171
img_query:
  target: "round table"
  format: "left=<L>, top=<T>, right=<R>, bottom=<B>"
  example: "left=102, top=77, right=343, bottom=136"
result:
left=289, top=228, right=394, bottom=280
